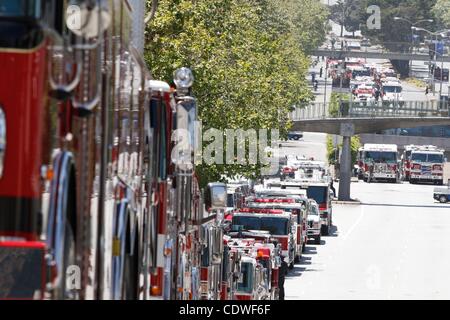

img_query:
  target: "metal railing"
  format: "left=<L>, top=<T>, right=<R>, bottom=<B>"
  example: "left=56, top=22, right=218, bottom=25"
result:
left=291, top=100, right=450, bottom=120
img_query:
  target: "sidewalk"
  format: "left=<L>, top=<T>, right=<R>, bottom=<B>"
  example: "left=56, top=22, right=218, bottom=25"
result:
left=308, top=58, right=333, bottom=104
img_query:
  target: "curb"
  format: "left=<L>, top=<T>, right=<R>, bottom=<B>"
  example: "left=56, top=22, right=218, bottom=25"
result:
left=332, top=199, right=361, bottom=205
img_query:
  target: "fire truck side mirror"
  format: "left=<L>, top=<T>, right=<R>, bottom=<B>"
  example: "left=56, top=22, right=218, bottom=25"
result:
left=205, top=183, right=227, bottom=211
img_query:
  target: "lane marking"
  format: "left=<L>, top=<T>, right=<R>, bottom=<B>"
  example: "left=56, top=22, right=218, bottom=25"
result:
left=342, top=206, right=365, bottom=241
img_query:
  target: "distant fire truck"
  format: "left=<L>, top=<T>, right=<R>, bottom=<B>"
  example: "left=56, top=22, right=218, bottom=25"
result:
left=408, top=146, right=446, bottom=185
left=0, top=0, right=230, bottom=301
left=232, top=209, right=297, bottom=269
left=224, top=236, right=282, bottom=300
left=357, top=144, right=400, bottom=183
left=401, top=145, right=420, bottom=181
left=245, top=198, right=308, bottom=262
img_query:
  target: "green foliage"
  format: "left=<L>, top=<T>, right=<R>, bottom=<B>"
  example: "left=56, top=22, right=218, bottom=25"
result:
left=329, top=92, right=350, bottom=117
left=327, top=135, right=361, bottom=165
left=433, top=0, right=450, bottom=28
left=330, top=0, right=365, bottom=34
left=145, top=0, right=328, bottom=186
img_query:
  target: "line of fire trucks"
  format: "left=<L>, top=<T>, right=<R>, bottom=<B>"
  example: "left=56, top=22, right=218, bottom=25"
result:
left=355, top=144, right=447, bottom=185
left=328, top=57, right=404, bottom=105
left=214, top=160, right=334, bottom=300
left=0, top=0, right=335, bottom=301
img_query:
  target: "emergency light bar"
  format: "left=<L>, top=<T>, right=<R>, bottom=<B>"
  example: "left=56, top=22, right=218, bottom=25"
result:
left=252, top=198, right=295, bottom=203
left=238, top=208, right=285, bottom=214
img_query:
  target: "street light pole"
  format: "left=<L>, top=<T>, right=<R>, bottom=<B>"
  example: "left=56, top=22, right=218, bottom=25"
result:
left=394, top=17, right=434, bottom=77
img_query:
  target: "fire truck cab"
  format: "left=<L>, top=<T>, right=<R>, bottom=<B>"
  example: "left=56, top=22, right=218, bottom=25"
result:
left=232, top=209, right=296, bottom=269
left=245, top=198, right=308, bottom=261
left=358, top=144, right=400, bottom=183
left=277, top=178, right=333, bottom=236
left=409, top=146, right=446, bottom=185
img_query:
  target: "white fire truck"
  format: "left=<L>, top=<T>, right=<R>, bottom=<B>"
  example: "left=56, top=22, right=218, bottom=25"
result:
left=409, top=146, right=446, bottom=185
left=358, top=144, right=400, bottom=183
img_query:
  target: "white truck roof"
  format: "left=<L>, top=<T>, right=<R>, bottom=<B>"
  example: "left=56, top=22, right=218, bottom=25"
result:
left=363, top=144, right=398, bottom=152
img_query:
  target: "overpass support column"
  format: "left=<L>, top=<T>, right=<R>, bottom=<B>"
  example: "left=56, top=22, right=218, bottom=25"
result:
left=338, top=123, right=355, bottom=201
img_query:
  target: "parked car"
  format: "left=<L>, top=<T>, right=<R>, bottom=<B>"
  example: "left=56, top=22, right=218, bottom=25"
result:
left=434, top=187, right=450, bottom=203
left=307, top=200, right=322, bottom=244
left=288, top=131, right=303, bottom=141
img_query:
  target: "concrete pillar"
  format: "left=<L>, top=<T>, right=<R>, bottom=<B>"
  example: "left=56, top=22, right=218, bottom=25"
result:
left=338, top=123, right=355, bottom=201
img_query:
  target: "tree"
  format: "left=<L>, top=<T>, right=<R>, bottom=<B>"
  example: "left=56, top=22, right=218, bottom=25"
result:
left=330, top=0, right=365, bottom=37
left=433, top=0, right=450, bottom=28
left=358, top=0, right=438, bottom=76
left=145, top=0, right=328, bottom=186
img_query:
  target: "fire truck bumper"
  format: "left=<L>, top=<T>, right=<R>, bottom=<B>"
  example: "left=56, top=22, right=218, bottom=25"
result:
left=307, top=228, right=321, bottom=236
left=411, top=174, right=442, bottom=181
left=371, top=173, right=396, bottom=179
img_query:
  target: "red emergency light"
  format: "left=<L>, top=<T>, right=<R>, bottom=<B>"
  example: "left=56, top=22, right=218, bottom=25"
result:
left=253, top=198, right=294, bottom=203
left=257, top=248, right=271, bottom=259
left=238, top=208, right=285, bottom=214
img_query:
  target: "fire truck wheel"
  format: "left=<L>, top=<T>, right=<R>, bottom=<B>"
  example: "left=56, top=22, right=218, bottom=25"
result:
left=439, top=195, right=448, bottom=204
left=314, top=235, right=321, bottom=245
left=321, top=224, right=329, bottom=236
left=122, top=232, right=139, bottom=300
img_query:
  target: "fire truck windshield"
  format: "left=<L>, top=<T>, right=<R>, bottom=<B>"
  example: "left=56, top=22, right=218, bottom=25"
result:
left=383, top=85, right=402, bottom=93
left=0, top=0, right=42, bottom=18
left=227, top=194, right=234, bottom=207
left=412, top=153, right=443, bottom=163
left=232, top=216, right=289, bottom=235
left=307, top=186, right=327, bottom=204
left=237, top=262, right=254, bottom=294
left=365, top=151, right=397, bottom=163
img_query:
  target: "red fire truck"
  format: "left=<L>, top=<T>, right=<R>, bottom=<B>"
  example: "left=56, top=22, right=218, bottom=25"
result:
left=0, top=0, right=229, bottom=301
left=232, top=208, right=297, bottom=269
left=401, top=145, right=419, bottom=181
left=245, top=198, right=308, bottom=262
left=225, top=237, right=281, bottom=300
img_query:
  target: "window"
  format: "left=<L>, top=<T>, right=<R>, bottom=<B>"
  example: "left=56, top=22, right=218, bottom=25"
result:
left=0, top=0, right=41, bottom=18
left=227, top=194, right=235, bottom=208
left=383, top=86, right=402, bottom=93
left=364, top=151, right=397, bottom=163
left=237, top=262, right=254, bottom=294
left=232, top=216, right=289, bottom=235
left=310, top=205, right=319, bottom=216
left=413, top=153, right=444, bottom=163
left=411, top=153, right=427, bottom=162
left=307, top=186, right=328, bottom=204
left=428, top=154, right=443, bottom=163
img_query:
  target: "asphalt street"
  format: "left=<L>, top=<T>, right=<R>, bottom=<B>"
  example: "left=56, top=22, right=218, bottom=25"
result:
left=285, top=180, right=450, bottom=300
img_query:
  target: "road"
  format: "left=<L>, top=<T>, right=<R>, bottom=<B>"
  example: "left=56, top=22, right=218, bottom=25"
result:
left=285, top=180, right=450, bottom=299
left=283, top=11, right=450, bottom=300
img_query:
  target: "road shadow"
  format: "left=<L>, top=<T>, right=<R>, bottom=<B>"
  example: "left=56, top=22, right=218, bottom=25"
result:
left=325, top=224, right=339, bottom=237
left=287, top=251, right=313, bottom=277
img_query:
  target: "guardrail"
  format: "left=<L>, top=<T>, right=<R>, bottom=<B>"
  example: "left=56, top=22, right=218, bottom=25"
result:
left=291, top=100, right=450, bottom=120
